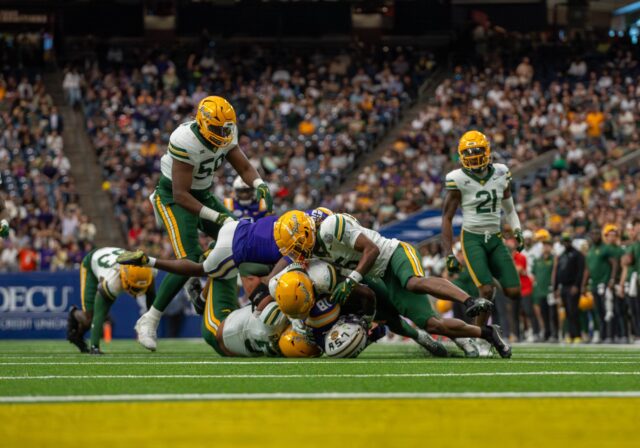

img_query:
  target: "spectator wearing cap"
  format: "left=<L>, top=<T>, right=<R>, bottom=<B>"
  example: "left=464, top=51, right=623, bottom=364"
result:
left=553, top=232, right=586, bottom=343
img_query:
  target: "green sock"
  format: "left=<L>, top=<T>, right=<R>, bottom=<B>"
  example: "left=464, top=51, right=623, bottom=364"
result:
left=153, top=272, right=190, bottom=312
left=90, top=295, right=113, bottom=347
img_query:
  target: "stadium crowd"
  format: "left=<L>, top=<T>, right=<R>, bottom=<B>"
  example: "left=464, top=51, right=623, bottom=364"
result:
left=0, top=71, right=95, bottom=272
left=75, top=45, right=434, bottom=256
left=334, top=41, right=639, bottom=229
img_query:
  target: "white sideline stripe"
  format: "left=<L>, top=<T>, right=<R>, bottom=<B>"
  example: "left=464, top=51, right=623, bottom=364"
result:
left=1, top=391, right=640, bottom=404
left=2, top=371, right=639, bottom=380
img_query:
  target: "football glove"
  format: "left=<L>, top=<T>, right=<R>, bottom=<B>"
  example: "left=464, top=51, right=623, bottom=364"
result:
left=0, top=219, right=9, bottom=238
left=515, top=229, right=525, bottom=252
left=216, top=213, right=235, bottom=227
left=255, top=182, right=273, bottom=212
left=116, top=250, right=149, bottom=266
left=445, top=254, right=461, bottom=273
left=330, top=278, right=356, bottom=305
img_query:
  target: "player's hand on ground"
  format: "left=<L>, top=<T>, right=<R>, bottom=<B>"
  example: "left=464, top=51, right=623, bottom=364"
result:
left=255, top=182, right=273, bottom=212
left=330, top=278, right=356, bottom=305
left=515, top=229, right=525, bottom=252
left=0, top=219, right=9, bottom=238
left=445, top=254, right=461, bottom=273
left=116, top=250, right=149, bottom=266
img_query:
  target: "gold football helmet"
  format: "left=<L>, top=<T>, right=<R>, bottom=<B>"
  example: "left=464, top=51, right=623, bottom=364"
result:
left=195, top=96, right=236, bottom=147
left=274, top=270, right=315, bottom=319
left=120, top=265, right=153, bottom=296
left=273, top=210, right=316, bottom=262
left=458, top=130, right=491, bottom=171
left=278, top=325, right=321, bottom=358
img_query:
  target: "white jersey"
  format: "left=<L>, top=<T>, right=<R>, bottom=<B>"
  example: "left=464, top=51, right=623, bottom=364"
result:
left=160, top=120, right=238, bottom=190
left=88, top=247, right=156, bottom=300
left=268, top=259, right=338, bottom=298
left=221, top=303, right=289, bottom=357
left=316, top=214, right=399, bottom=278
left=445, top=163, right=512, bottom=234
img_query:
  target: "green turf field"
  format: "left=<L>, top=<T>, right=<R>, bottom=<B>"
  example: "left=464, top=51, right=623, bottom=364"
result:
left=1, top=340, right=639, bottom=399
left=1, top=340, right=639, bottom=448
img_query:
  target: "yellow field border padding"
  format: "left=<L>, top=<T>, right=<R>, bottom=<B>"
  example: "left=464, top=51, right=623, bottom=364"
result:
left=1, top=398, right=639, bottom=448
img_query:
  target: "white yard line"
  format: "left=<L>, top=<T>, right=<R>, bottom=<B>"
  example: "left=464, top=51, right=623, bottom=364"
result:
left=1, top=371, right=639, bottom=380
left=1, top=391, right=640, bottom=404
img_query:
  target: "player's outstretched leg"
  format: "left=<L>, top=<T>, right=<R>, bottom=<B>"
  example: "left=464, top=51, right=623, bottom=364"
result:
left=426, top=317, right=512, bottom=359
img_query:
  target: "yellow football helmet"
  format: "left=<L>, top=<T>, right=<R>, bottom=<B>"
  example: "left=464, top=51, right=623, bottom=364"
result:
left=579, top=292, right=594, bottom=311
left=195, top=96, right=236, bottom=147
left=273, top=210, right=316, bottom=262
left=458, top=130, right=491, bottom=171
left=534, top=228, right=551, bottom=242
left=278, top=326, right=321, bottom=358
left=120, top=265, right=153, bottom=296
left=602, top=224, right=618, bottom=238
left=274, top=270, right=315, bottom=319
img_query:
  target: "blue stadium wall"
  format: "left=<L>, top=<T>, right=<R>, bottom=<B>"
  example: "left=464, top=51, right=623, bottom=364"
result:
left=0, top=271, right=201, bottom=339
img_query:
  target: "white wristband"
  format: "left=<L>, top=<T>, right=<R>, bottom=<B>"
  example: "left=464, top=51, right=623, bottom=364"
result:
left=199, top=206, right=220, bottom=222
left=348, top=271, right=363, bottom=284
left=0, top=219, right=8, bottom=227
left=147, top=257, right=157, bottom=267
left=252, top=178, right=264, bottom=189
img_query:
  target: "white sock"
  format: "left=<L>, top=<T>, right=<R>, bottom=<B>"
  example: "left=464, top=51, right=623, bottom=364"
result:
left=146, top=306, right=163, bottom=322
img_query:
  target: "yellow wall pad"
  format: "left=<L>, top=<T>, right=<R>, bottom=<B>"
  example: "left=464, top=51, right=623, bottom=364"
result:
left=1, top=398, right=639, bottom=448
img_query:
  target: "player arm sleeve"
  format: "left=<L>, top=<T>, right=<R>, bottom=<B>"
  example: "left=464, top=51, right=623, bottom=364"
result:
left=322, top=214, right=362, bottom=249
left=501, top=196, right=521, bottom=231
left=167, top=137, right=194, bottom=165
left=444, top=174, right=458, bottom=190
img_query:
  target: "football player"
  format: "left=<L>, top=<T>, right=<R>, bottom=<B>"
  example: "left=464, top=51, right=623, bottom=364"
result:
left=224, top=176, right=270, bottom=221
left=197, top=278, right=289, bottom=357
left=275, top=211, right=511, bottom=357
left=442, top=130, right=523, bottom=329
left=135, top=96, right=273, bottom=351
left=67, top=247, right=156, bottom=354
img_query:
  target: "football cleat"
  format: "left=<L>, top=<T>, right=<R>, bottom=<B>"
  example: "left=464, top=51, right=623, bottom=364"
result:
left=89, top=345, right=104, bottom=355
left=185, top=277, right=205, bottom=315
left=464, top=297, right=494, bottom=318
left=66, top=306, right=89, bottom=353
left=416, top=329, right=448, bottom=357
left=454, top=338, right=479, bottom=358
left=487, top=324, right=512, bottom=358
left=134, top=314, right=158, bottom=351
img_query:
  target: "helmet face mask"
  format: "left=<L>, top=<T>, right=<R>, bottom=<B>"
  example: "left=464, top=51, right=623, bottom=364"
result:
left=460, top=147, right=490, bottom=171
